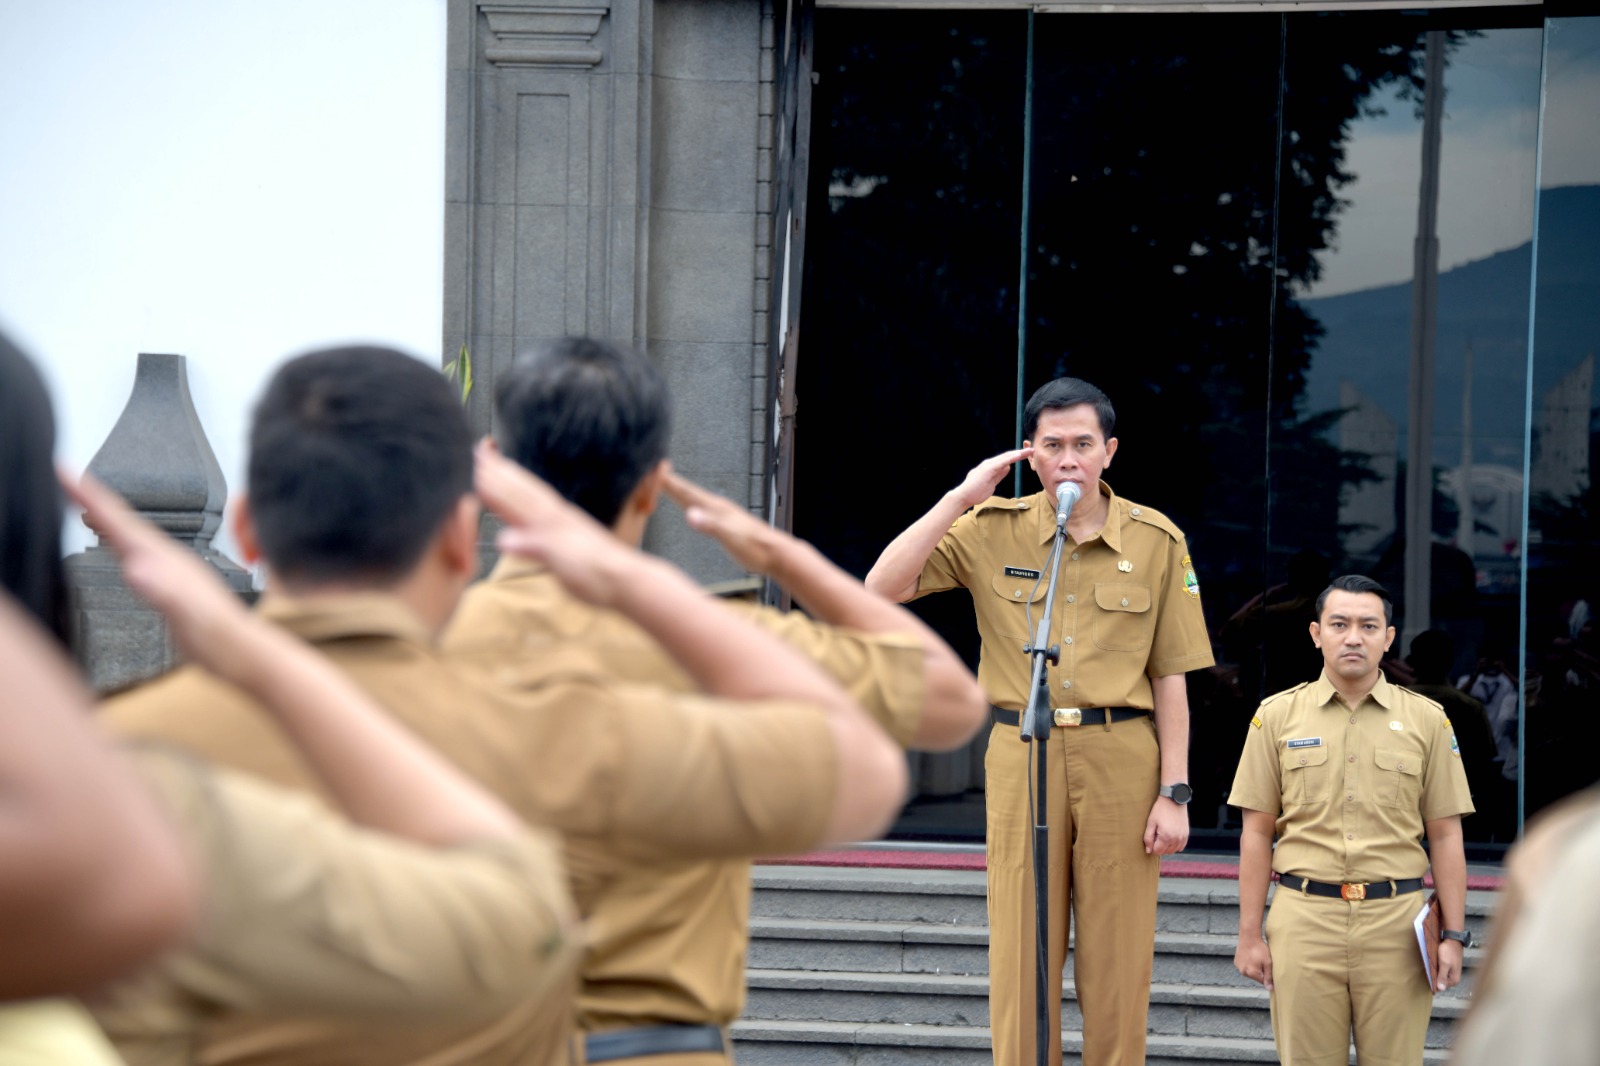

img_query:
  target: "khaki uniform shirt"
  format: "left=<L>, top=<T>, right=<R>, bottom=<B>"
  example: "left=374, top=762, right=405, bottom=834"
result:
left=93, top=748, right=578, bottom=1066
left=0, top=1000, right=126, bottom=1066
left=1228, top=671, right=1475, bottom=882
left=99, top=593, right=837, bottom=1066
left=443, top=558, right=926, bottom=1031
left=914, top=483, right=1214, bottom=708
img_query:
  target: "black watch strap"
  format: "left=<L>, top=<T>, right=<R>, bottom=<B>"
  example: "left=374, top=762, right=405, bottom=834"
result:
left=1440, top=928, right=1472, bottom=946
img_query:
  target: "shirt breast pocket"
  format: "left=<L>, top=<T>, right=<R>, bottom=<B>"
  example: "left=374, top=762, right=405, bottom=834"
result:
left=1374, top=747, right=1424, bottom=809
left=1092, top=583, right=1152, bottom=652
left=989, top=571, right=1046, bottom=640
left=1281, top=745, right=1330, bottom=806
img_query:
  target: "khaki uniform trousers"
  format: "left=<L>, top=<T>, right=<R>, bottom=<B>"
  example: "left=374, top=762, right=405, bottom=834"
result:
left=985, top=715, right=1161, bottom=1066
left=1264, top=887, right=1434, bottom=1066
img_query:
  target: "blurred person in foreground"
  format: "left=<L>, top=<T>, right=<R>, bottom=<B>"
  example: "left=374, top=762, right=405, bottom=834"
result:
left=1230, top=575, right=1473, bottom=1066
left=444, top=335, right=986, bottom=1065
left=102, top=345, right=909, bottom=1065
left=0, top=332, right=579, bottom=1063
left=1450, top=785, right=1600, bottom=1066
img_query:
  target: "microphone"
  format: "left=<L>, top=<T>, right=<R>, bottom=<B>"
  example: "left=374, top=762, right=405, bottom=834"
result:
left=1055, top=481, right=1082, bottom=526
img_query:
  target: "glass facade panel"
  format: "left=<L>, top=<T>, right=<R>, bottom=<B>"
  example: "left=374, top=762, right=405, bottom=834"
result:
left=1524, top=15, right=1600, bottom=820
left=796, top=5, right=1569, bottom=851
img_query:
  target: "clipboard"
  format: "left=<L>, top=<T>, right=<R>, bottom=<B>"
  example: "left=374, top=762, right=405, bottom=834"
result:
left=1414, top=891, right=1441, bottom=992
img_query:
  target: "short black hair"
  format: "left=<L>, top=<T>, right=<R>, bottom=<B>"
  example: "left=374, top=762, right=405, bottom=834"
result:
left=493, top=337, right=671, bottom=526
left=1316, top=574, right=1394, bottom=627
left=247, top=346, right=472, bottom=586
left=1022, top=377, right=1116, bottom=442
left=0, top=330, right=70, bottom=647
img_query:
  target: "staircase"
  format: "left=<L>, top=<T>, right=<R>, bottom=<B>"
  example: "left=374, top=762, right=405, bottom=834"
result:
left=733, top=861, right=1493, bottom=1065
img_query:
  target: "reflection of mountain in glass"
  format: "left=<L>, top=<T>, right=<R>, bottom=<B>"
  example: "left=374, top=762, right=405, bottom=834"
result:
left=1299, top=184, right=1600, bottom=460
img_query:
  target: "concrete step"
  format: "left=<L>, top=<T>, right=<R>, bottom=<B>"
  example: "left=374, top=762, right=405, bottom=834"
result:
left=743, top=971, right=1468, bottom=1048
left=748, top=916, right=1482, bottom=996
left=731, top=1021, right=1453, bottom=1065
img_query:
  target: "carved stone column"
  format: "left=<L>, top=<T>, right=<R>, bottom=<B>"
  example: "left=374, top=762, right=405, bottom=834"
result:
left=65, top=353, right=251, bottom=691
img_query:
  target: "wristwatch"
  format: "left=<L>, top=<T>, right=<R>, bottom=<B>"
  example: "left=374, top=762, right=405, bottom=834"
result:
left=1440, top=928, right=1472, bottom=946
left=1159, top=783, right=1193, bottom=804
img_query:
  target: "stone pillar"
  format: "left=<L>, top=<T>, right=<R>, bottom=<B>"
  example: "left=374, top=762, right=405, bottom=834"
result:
left=65, top=353, right=252, bottom=692
left=446, top=0, right=773, bottom=582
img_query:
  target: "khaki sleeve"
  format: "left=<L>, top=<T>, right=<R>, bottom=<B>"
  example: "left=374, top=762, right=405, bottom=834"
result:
left=603, top=689, right=838, bottom=863
left=747, top=608, right=926, bottom=747
left=912, top=509, right=977, bottom=599
left=1420, top=708, right=1475, bottom=820
left=1147, top=534, right=1215, bottom=678
left=126, top=748, right=578, bottom=1022
left=1227, top=708, right=1282, bottom=816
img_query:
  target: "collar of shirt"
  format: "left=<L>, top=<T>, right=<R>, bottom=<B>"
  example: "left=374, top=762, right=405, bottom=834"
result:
left=256, top=591, right=433, bottom=646
left=487, top=553, right=547, bottom=583
left=1308, top=668, right=1397, bottom=713
left=1034, top=479, right=1122, bottom=551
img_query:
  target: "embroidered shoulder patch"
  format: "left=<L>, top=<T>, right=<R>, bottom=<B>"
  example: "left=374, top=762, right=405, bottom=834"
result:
left=1250, top=715, right=1263, bottom=730
left=1183, top=568, right=1200, bottom=598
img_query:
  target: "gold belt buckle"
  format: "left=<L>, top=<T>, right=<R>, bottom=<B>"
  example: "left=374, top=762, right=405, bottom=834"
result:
left=1340, top=882, right=1367, bottom=901
left=1053, top=707, right=1083, bottom=728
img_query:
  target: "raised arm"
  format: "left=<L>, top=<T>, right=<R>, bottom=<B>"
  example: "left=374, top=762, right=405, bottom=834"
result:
left=865, top=447, right=1033, bottom=603
left=68, top=473, right=520, bottom=848
left=478, top=444, right=908, bottom=843
left=0, top=592, right=197, bottom=998
left=663, top=471, right=986, bottom=751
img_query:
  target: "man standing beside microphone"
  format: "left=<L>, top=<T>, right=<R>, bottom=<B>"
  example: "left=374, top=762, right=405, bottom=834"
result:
left=867, top=377, right=1214, bottom=1066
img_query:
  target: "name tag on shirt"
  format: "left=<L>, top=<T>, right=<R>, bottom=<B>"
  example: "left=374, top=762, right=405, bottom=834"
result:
left=1004, top=566, right=1041, bottom=580
left=1286, top=737, right=1322, bottom=749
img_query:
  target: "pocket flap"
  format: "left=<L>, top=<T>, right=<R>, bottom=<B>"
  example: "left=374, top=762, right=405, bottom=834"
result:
left=1375, top=748, right=1422, bottom=776
left=1093, top=583, right=1151, bottom=613
left=992, top=570, right=1046, bottom=604
left=1283, top=745, right=1329, bottom=769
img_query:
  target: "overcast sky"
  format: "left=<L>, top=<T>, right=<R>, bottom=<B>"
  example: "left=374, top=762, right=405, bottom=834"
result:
left=0, top=0, right=447, bottom=562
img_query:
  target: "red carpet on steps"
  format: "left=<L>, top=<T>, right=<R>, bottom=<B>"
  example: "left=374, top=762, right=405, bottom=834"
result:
left=763, top=849, right=1503, bottom=890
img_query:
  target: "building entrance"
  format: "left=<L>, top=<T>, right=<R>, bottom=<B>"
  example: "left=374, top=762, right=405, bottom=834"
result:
left=788, top=5, right=1591, bottom=858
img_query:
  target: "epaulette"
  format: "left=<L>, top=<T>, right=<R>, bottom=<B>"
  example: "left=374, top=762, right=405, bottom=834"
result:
left=1124, top=501, right=1184, bottom=541
left=972, top=496, right=1033, bottom=518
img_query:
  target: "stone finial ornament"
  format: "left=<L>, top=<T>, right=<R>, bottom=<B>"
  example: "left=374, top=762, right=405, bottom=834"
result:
left=65, top=353, right=251, bottom=691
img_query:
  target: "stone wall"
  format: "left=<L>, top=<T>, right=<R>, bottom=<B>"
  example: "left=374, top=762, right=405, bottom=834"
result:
left=445, top=0, right=775, bottom=582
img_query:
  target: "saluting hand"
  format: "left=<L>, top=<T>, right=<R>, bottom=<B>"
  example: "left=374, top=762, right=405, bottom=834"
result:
left=952, top=447, right=1034, bottom=510
left=475, top=442, right=642, bottom=610
left=61, top=470, right=260, bottom=680
left=663, top=471, right=784, bottom=577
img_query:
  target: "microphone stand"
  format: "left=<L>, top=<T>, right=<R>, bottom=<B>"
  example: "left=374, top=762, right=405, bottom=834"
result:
left=1018, top=487, right=1075, bottom=1066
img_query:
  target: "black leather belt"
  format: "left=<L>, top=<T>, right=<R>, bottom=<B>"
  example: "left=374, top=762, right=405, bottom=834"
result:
left=583, top=1024, right=727, bottom=1063
left=1278, top=873, right=1425, bottom=901
left=991, top=705, right=1150, bottom=728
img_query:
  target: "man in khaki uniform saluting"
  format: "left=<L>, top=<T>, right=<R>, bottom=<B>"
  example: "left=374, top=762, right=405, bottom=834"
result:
left=865, top=377, right=1215, bottom=1066
left=102, top=346, right=909, bottom=1066
left=1229, top=574, right=1473, bottom=1066
left=445, top=336, right=988, bottom=1065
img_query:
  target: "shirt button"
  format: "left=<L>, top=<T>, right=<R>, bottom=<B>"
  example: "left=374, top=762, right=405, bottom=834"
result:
left=1397, top=762, right=1404, bottom=770
left=1348, top=794, right=1355, bottom=801
left=1071, top=552, right=1080, bottom=561
left=1130, top=508, right=1142, bottom=516
left=1299, top=757, right=1308, bottom=765
left=1014, top=589, right=1022, bottom=598
left=1121, top=597, right=1130, bottom=606
left=1062, top=679, right=1072, bottom=689
left=1066, top=594, right=1075, bottom=603
left=1348, top=755, right=1356, bottom=763
left=1347, top=833, right=1354, bottom=840
left=1064, top=636, right=1073, bottom=645
left=1349, top=716, right=1356, bottom=724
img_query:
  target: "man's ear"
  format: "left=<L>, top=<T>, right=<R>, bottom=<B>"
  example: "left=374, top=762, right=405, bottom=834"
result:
left=1309, top=620, right=1322, bottom=649
left=631, top=459, right=672, bottom=519
left=439, top=495, right=483, bottom=580
left=1105, top=436, right=1119, bottom=465
left=231, top=497, right=262, bottom=566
